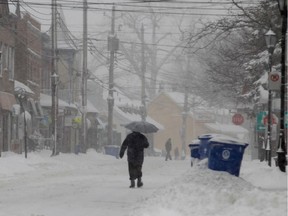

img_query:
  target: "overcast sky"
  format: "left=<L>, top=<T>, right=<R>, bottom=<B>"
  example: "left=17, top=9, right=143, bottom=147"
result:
left=11, top=0, right=245, bottom=37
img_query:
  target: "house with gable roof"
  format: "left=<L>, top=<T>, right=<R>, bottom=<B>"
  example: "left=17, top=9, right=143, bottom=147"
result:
left=148, top=91, right=250, bottom=157
left=147, top=91, right=215, bottom=156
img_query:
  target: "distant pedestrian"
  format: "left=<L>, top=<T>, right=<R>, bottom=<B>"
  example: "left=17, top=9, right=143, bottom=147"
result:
left=119, top=131, right=149, bottom=188
left=165, top=138, right=172, bottom=161
left=174, top=147, right=179, bottom=160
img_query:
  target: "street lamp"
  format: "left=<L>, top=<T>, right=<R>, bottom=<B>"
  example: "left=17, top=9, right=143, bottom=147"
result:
left=265, top=30, right=277, bottom=54
left=276, top=0, right=287, bottom=172
left=15, top=88, right=28, bottom=158
left=264, top=29, right=277, bottom=166
left=51, top=72, right=59, bottom=156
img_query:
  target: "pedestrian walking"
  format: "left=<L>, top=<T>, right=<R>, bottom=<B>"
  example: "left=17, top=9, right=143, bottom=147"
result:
left=165, top=138, right=172, bottom=161
left=174, top=147, right=179, bottom=160
left=119, top=131, right=149, bottom=188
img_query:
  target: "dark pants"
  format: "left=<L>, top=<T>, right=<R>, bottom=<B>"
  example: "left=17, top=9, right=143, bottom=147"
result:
left=165, top=151, right=172, bottom=161
left=128, top=162, right=142, bottom=180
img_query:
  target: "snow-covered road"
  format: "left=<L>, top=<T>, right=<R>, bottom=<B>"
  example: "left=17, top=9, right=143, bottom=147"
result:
left=0, top=150, right=286, bottom=216
left=0, top=150, right=190, bottom=216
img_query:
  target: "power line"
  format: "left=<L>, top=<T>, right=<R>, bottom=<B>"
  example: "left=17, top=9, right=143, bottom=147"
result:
left=20, top=0, right=253, bottom=17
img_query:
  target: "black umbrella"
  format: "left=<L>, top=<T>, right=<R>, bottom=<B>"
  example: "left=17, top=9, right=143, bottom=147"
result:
left=124, top=121, right=159, bottom=133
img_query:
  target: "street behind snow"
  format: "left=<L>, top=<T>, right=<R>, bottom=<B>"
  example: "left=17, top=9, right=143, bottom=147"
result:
left=0, top=150, right=286, bottom=216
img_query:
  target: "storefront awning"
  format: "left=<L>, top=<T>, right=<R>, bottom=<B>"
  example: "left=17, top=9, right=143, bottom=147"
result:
left=14, top=80, right=34, bottom=95
left=0, top=92, right=17, bottom=111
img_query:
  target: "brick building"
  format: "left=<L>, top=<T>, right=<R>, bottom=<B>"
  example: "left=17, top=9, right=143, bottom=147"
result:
left=15, top=12, right=42, bottom=100
left=0, top=0, right=17, bottom=153
left=13, top=9, right=43, bottom=153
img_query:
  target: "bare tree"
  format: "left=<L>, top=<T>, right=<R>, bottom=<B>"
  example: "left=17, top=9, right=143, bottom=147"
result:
left=182, top=0, right=281, bottom=106
left=119, top=5, right=185, bottom=99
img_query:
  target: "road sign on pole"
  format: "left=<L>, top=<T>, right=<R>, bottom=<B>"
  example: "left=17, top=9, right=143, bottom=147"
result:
left=232, top=113, right=244, bottom=125
left=256, top=111, right=279, bottom=131
left=268, top=71, right=281, bottom=91
left=257, top=111, right=267, bottom=131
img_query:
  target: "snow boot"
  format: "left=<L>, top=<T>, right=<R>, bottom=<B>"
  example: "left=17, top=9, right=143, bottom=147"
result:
left=129, top=180, right=135, bottom=188
left=137, top=178, right=143, bottom=188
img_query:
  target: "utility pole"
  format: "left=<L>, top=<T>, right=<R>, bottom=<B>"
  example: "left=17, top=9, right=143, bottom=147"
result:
left=266, top=51, right=273, bottom=167
left=107, top=5, right=118, bottom=146
left=81, top=0, right=88, bottom=152
left=140, top=24, right=147, bottom=122
left=277, top=0, right=287, bottom=172
left=150, top=18, right=157, bottom=99
left=51, top=0, right=59, bottom=156
left=181, top=87, right=188, bottom=159
left=181, top=53, right=191, bottom=159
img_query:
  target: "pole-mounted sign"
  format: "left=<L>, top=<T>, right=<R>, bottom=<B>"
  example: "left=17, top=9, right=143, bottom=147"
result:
left=232, top=113, right=244, bottom=125
left=268, top=71, right=281, bottom=91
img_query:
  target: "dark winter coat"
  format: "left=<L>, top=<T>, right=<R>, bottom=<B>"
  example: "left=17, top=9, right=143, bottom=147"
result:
left=165, top=139, right=172, bottom=152
left=119, top=131, right=149, bottom=164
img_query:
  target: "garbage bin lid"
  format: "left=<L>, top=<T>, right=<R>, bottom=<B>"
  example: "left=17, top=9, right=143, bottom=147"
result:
left=209, top=136, right=248, bottom=146
left=198, top=133, right=223, bottom=139
left=189, top=139, right=200, bottom=144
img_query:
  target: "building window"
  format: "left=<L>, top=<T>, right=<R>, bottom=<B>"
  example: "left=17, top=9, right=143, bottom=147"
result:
left=0, top=43, right=15, bottom=79
left=0, top=42, right=2, bottom=76
left=8, top=46, right=14, bottom=80
left=3, top=44, right=8, bottom=70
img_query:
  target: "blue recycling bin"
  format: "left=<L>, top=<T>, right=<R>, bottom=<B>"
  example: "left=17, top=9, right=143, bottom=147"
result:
left=188, top=141, right=200, bottom=159
left=188, top=141, right=200, bottom=167
left=198, top=134, right=222, bottom=159
left=208, top=137, right=248, bottom=177
left=104, top=145, right=120, bottom=159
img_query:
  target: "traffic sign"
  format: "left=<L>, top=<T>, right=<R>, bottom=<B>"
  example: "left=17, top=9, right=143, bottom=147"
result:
left=263, top=114, right=278, bottom=125
left=256, top=111, right=280, bottom=131
left=232, top=113, right=244, bottom=125
left=256, top=111, right=267, bottom=131
left=268, top=71, right=281, bottom=91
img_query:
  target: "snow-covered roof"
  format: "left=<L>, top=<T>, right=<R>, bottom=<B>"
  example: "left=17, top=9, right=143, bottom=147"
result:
left=103, top=86, right=141, bottom=108
left=77, top=100, right=98, bottom=114
left=165, top=92, right=188, bottom=106
left=14, top=80, right=34, bottom=95
left=40, top=93, right=77, bottom=110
